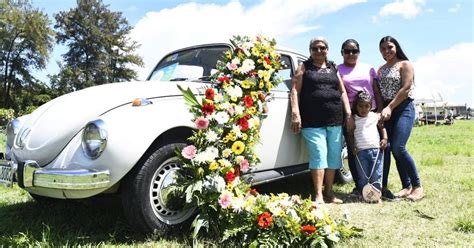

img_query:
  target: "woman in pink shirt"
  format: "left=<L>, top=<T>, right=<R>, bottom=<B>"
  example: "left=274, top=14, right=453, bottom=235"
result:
left=337, top=39, right=394, bottom=199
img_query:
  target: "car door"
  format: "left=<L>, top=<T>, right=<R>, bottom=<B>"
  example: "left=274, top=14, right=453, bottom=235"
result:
left=255, top=54, right=308, bottom=171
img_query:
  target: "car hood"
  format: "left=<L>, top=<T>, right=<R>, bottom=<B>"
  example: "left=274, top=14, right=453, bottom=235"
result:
left=13, top=80, right=200, bottom=166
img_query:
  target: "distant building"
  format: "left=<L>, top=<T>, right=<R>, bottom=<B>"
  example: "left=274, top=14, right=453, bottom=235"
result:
left=414, top=100, right=470, bottom=123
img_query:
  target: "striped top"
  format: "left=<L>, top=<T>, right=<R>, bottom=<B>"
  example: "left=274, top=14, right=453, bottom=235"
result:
left=354, top=112, right=380, bottom=150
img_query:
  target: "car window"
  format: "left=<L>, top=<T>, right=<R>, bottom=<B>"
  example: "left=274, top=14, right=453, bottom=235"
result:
left=273, top=55, right=293, bottom=92
left=148, top=46, right=229, bottom=81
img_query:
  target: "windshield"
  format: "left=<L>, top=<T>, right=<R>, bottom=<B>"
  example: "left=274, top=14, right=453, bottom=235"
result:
left=147, top=45, right=230, bottom=81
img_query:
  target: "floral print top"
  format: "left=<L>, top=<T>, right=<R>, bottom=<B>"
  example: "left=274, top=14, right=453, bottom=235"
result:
left=378, top=62, right=414, bottom=101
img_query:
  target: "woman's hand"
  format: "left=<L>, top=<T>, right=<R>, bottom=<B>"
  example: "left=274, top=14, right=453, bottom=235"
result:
left=291, top=112, right=301, bottom=133
left=380, top=138, right=388, bottom=150
left=381, top=106, right=392, bottom=122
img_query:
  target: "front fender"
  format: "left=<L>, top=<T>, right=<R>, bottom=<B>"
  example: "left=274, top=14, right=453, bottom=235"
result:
left=27, top=95, right=194, bottom=199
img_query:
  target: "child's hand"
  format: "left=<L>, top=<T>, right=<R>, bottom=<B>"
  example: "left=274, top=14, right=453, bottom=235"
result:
left=351, top=147, right=358, bottom=155
left=380, top=138, right=388, bottom=150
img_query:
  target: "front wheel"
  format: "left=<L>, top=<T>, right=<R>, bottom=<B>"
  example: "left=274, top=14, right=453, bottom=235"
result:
left=121, top=143, right=196, bottom=235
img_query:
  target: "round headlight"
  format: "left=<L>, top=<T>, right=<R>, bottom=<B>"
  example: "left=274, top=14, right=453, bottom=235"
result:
left=81, top=119, right=108, bottom=159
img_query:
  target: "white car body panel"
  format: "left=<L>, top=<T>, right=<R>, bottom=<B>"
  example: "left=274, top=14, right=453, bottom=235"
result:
left=5, top=44, right=311, bottom=199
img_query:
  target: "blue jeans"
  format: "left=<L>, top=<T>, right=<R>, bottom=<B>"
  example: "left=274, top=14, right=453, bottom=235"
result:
left=382, top=99, right=421, bottom=189
left=355, top=148, right=383, bottom=191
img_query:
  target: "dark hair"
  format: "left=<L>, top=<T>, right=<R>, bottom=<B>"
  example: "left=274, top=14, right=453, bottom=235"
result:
left=341, top=39, right=360, bottom=55
left=353, top=91, right=372, bottom=115
left=379, top=36, right=409, bottom=61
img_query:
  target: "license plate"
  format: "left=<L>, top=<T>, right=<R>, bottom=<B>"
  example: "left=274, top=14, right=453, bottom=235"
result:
left=0, top=160, right=14, bottom=187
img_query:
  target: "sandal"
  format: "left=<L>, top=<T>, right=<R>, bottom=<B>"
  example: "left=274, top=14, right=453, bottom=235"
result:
left=395, top=187, right=412, bottom=198
left=407, top=186, right=424, bottom=201
left=324, top=196, right=343, bottom=204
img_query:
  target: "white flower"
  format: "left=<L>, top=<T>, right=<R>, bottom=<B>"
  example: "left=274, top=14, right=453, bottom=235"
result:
left=231, top=124, right=242, bottom=137
left=225, top=85, right=243, bottom=99
left=214, top=111, right=229, bottom=124
left=286, top=209, right=300, bottom=223
left=206, top=130, right=219, bottom=142
left=203, top=174, right=226, bottom=193
left=231, top=57, right=240, bottom=65
left=240, top=59, right=255, bottom=73
left=214, top=93, right=223, bottom=103
left=232, top=196, right=245, bottom=213
left=311, top=208, right=324, bottom=220
left=193, top=146, right=218, bottom=163
left=234, top=105, right=244, bottom=115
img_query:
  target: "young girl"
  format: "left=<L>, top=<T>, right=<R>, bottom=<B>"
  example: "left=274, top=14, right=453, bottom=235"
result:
left=347, top=91, right=388, bottom=203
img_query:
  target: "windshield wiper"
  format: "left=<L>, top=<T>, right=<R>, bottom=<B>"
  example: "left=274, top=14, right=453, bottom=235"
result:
left=170, top=77, right=188, bottom=81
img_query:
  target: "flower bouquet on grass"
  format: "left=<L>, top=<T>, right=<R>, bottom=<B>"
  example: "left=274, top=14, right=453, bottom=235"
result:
left=175, top=35, right=361, bottom=246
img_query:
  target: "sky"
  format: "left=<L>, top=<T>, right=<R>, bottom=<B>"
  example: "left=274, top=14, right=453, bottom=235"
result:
left=31, top=0, right=473, bottom=107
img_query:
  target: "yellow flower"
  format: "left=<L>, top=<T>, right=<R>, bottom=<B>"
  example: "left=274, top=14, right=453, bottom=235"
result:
left=251, top=47, right=260, bottom=56
left=209, top=161, right=219, bottom=171
left=225, top=51, right=232, bottom=59
left=241, top=80, right=252, bottom=89
left=231, top=141, right=246, bottom=155
left=223, top=137, right=229, bottom=143
left=241, top=133, right=248, bottom=141
left=231, top=96, right=237, bottom=102
left=247, top=107, right=257, bottom=115
left=259, top=82, right=264, bottom=89
left=266, top=81, right=273, bottom=91
left=250, top=91, right=259, bottom=100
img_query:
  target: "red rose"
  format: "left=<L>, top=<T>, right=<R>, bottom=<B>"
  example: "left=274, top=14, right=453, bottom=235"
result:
left=205, top=88, right=215, bottom=100
left=225, top=170, right=236, bottom=183
left=301, top=225, right=317, bottom=234
left=238, top=117, right=249, bottom=131
left=257, top=212, right=273, bottom=229
left=243, top=95, right=254, bottom=108
left=202, top=103, right=215, bottom=116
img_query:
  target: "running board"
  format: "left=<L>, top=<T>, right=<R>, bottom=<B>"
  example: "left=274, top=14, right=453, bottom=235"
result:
left=243, top=163, right=309, bottom=186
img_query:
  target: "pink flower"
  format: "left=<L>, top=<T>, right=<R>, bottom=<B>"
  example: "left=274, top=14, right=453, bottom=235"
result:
left=195, top=116, right=209, bottom=129
left=227, top=63, right=238, bottom=70
left=181, top=145, right=197, bottom=159
left=239, top=159, right=250, bottom=173
left=218, top=191, right=233, bottom=209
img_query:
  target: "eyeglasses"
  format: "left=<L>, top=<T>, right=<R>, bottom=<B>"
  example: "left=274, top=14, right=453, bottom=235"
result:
left=311, top=46, right=327, bottom=52
left=342, top=48, right=360, bottom=55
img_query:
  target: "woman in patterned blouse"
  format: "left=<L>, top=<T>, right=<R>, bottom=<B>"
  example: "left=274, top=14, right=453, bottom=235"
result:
left=377, top=36, right=424, bottom=201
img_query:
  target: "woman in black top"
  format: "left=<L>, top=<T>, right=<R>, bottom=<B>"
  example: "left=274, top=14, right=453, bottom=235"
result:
left=290, top=37, right=353, bottom=204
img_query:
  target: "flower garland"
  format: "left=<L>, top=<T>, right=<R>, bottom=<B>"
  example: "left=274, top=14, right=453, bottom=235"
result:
left=176, top=35, right=360, bottom=246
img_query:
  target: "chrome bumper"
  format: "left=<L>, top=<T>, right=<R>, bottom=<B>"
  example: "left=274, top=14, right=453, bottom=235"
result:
left=0, top=160, right=110, bottom=190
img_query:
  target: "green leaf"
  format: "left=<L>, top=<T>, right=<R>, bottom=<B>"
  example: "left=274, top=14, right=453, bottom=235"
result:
left=177, top=85, right=201, bottom=107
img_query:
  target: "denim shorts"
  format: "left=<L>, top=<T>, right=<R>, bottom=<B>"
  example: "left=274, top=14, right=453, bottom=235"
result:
left=301, top=126, right=342, bottom=170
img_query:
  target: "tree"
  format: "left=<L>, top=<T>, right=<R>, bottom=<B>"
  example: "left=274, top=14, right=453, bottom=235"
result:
left=52, top=0, right=143, bottom=93
left=0, top=0, right=54, bottom=111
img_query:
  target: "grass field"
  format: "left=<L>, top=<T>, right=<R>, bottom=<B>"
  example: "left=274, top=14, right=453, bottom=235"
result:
left=1, top=121, right=473, bottom=247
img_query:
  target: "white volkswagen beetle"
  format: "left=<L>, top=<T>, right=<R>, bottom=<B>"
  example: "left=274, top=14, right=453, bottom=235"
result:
left=0, top=43, right=351, bottom=234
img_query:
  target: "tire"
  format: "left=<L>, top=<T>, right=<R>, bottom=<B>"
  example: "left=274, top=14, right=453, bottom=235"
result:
left=335, top=144, right=353, bottom=184
left=121, top=143, right=196, bottom=235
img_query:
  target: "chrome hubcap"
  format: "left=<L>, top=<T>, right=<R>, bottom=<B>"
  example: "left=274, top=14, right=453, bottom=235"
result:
left=149, top=157, right=195, bottom=224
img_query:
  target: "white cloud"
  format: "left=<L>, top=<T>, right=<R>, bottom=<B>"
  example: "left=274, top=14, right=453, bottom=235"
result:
left=413, top=43, right=474, bottom=106
left=378, top=0, right=426, bottom=19
left=129, top=0, right=365, bottom=79
left=448, top=3, right=461, bottom=13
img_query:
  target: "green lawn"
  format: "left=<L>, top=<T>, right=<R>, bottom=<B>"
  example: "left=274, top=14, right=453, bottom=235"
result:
left=1, top=121, right=473, bottom=246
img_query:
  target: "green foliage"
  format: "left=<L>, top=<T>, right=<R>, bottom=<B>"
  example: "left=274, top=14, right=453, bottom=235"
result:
left=51, top=0, right=143, bottom=94
left=455, top=218, right=474, bottom=233
left=0, top=108, right=15, bottom=127
left=0, top=0, right=54, bottom=111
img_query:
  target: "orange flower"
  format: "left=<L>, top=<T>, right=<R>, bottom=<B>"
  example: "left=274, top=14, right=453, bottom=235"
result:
left=301, top=225, right=317, bottom=234
left=257, top=212, right=273, bottom=229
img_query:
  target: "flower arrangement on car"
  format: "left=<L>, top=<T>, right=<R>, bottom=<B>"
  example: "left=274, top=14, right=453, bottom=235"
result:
left=176, top=35, right=360, bottom=246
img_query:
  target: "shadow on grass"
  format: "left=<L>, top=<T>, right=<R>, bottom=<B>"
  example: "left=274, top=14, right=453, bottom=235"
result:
left=0, top=195, right=190, bottom=246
